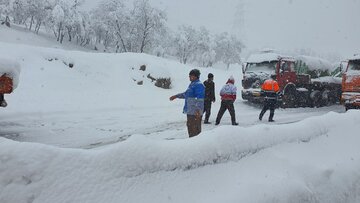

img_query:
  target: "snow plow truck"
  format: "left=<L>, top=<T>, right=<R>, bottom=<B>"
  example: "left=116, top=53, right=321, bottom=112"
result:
left=341, top=54, right=360, bottom=110
left=241, top=51, right=342, bottom=108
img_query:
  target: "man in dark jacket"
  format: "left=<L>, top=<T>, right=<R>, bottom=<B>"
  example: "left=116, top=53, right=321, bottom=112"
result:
left=170, top=69, right=205, bottom=137
left=203, top=73, right=215, bottom=124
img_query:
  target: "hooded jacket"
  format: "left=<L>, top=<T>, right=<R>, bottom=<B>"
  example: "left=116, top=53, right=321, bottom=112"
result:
left=220, top=78, right=237, bottom=101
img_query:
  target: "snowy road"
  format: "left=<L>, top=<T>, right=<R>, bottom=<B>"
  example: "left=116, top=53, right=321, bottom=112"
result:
left=0, top=101, right=345, bottom=149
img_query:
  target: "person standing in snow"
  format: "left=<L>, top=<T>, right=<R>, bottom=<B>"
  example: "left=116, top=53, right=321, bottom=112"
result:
left=215, top=76, right=238, bottom=126
left=259, top=78, right=279, bottom=122
left=203, top=73, right=215, bottom=124
left=169, top=69, right=205, bottom=137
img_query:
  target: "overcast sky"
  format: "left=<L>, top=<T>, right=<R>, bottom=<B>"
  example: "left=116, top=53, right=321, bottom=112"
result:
left=84, top=0, right=360, bottom=59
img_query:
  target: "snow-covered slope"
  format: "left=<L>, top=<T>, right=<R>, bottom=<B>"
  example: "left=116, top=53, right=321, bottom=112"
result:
left=0, top=40, right=239, bottom=113
left=0, top=25, right=90, bottom=51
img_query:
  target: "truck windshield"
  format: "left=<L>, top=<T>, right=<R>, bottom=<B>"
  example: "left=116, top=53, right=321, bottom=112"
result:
left=348, top=60, right=360, bottom=72
left=245, top=61, right=277, bottom=74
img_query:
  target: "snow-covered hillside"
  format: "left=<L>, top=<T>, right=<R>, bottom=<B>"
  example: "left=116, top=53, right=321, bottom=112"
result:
left=1, top=26, right=360, bottom=203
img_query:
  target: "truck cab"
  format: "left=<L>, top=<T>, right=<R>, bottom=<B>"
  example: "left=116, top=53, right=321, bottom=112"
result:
left=241, top=52, right=299, bottom=106
left=341, top=55, right=360, bottom=110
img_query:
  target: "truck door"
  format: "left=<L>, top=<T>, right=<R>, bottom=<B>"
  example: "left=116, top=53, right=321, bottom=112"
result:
left=278, top=60, right=297, bottom=90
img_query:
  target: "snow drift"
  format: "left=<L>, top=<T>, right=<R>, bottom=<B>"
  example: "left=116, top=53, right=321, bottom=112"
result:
left=1, top=111, right=360, bottom=202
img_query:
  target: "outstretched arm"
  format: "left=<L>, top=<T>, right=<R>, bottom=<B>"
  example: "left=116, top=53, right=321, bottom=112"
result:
left=169, top=92, right=185, bottom=101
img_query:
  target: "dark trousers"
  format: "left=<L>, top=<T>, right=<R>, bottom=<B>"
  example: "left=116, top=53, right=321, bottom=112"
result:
left=187, top=115, right=202, bottom=137
left=216, top=100, right=236, bottom=124
left=204, top=100, right=212, bottom=122
left=259, top=99, right=276, bottom=121
left=0, top=94, right=3, bottom=102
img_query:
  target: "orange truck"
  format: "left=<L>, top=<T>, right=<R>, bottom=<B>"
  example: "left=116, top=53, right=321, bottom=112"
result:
left=341, top=55, right=360, bottom=110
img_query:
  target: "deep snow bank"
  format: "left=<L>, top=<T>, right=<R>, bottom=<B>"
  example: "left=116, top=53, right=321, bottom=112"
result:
left=1, top=111, right=360, bottom=202
left=0, top=41, right=241, bottom=113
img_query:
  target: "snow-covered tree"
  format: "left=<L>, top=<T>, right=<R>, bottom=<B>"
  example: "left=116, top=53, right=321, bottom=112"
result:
left=25, top=0, right=52, bottom=33
left=199, top=50, right=216, bottom=67
left=214, top=32, right=243, bottom=68
left=173, top=25, right=198, bottom=64
left=75, top=11, right=92, bottom=46
left=193, top=27, right=212, bottom=66
left=1, top=0, right=246, bottom=63
left=172, top=26, right=216, bottom=66
left=90, top=0, right=166, bottom=53
left=131, top=0, right=166, bottom=53
left=90, top=0, right=128, bottom=52
left=0, top=0, right=11, bottom=26
left=49, top=4, right=65, bottom=42
left=0, top=0, right=51, bottom=32
left=8, top=0, right=28, bottom=24
left=46, top=0, right=83, bottom=43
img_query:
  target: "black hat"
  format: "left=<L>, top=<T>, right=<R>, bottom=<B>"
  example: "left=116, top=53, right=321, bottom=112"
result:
left=189, top=69, right=200, bottom=78
left=208, top=73, right=214, bottom=78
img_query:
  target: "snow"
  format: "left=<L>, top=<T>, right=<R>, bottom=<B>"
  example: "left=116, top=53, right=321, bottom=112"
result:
left=0, top=57, right=21, bottom=89
left=246, top=52, right=281, bottom=63
left=0, top=24, right=90, bottom=51
left=349, top=54, right=360, bottom=61
left=1, top=111, right=360, bottom=202
left=246, top=51, right=295, bottom=64
left=312, top=76, right=342, bottom=84
left=1, top=26, right=360, bottom=203
left=296, top=55, right=334, bottom=71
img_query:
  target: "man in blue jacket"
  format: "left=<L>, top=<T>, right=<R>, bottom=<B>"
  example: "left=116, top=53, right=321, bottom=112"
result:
left=170, top=69, right=205, bottom=137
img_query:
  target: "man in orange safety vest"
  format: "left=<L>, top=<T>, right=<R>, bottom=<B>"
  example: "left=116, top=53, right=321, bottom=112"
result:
left=259, top=79, right=279, bottom=122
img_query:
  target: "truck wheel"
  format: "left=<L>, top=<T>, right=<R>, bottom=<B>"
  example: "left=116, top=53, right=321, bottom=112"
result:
left=297, top=90, right=310, bottom=107
left=282, top=88, right=297, bottom=108
left=321, top=90, right=330, bottom=106
left=310, top=90, right=321, bottom=108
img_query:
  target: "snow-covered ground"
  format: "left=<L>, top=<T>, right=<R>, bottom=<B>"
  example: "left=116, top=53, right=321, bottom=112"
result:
left=1, top=26, right=360, bottom=203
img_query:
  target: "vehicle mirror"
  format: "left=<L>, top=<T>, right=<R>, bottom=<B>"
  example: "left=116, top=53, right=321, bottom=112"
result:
left=242, top=63, right=246, bottom=74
